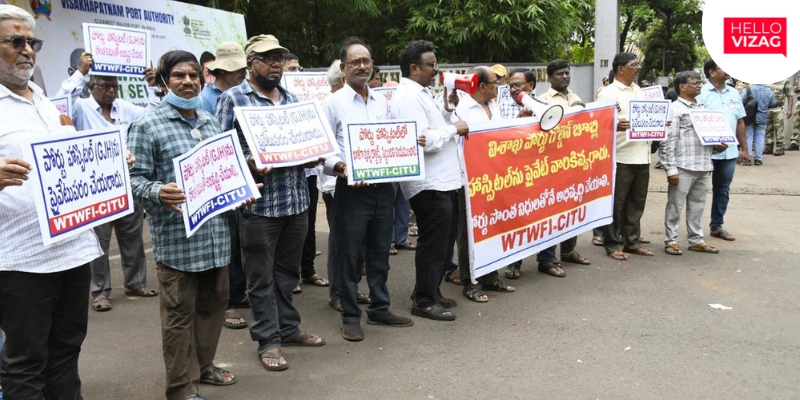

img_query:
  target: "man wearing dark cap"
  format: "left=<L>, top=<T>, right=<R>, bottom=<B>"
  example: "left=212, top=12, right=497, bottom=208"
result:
left=216, top=34, right=326, bottom=373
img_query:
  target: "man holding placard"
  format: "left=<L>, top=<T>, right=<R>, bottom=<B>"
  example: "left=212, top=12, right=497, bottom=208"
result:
left=697, top=60, right=749, bottom=243
left=596, top=53, right=654, bottom=261
left=323, top=37, right=414, bottom=341
left=55, top=51, right=159, bottom=312
left=216, top=34, right=325, bottom=372
left=0, top=5, right=103, bottom=398
left=128, top=50, right=237, bottom=399
left=660, top=71, right=726, bottom=256
left=394, top=40, right=469, bottom=321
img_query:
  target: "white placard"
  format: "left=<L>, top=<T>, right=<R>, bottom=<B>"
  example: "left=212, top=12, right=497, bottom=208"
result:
left=24, top=127, right=134, bottom=245
left=49, top=94, right=72, bottom=118
left=233, top=101, right=340, bottom=168
left=342, top=120, right=424, bottom=185
left=689, top=110, right=739, bottom=145
left=173, top=130, right=261, bottom=237
left=82, top=23, right=151, bottom=77
left=281, top=72, right=331, bottom=104
left=640, top=85, right=665, bottom=100
left=627, top=100, right=671, bottom=141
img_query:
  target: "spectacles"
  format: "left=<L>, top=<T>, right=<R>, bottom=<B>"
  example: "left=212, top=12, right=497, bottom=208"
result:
left=625, top=62, right=641, bottom=69
left=345, top=58, right=374, bottom=68
left=418, top=62, right=438, bottom=70
left=94, top=83, right=119, bottom=91
left=2, top=36, right=44, bottom=53
left=682, top=81, right=702, bottom=87
left=254, top=55, right=286, bottom=66
left=509, top=82, right=532, bottom=90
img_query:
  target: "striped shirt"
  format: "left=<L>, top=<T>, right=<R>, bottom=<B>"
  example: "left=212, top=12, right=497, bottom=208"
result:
left=0, top=82, right=102, bottom=273
left=127, top=102, right=230, bottom=272
left=216, top=80, right=309, bottom=217
left=660, top=97, right=714, bottom=175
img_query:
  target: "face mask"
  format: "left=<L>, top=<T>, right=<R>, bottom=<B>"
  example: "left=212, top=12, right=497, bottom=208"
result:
left=253, top=68, right=281, bottom=90
left=164, top=89, right=201, bottom=110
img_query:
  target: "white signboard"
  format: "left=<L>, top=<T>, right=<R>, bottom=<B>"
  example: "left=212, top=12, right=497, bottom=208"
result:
left=627, top=100, right=671, bottom=141
left=281, top=72, right=331, bottom=104
left=9, top=0, right=246, bottom=107
left=24, top=127, right=134, bottom=245
left=173, top=130, right=260, bottom=237
left=233, top=101, right=340, bottom=168
left=49, top=94, right=72, bottom=117
left=640, top=85, right=665, bottom=100
left=689, top=110, right=739, bottom=145
left=82, top=23, right=151, bottom=77
left=343, top=120, right=424, bottom=185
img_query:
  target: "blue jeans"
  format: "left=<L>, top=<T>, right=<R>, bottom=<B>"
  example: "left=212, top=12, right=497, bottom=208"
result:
left=391, top=183, right=411, bottom=246
left=710, top=158, right=736, bottom=231
left=746, top=123, right=766, bottom=160
left=536, top=245, right=557, bottom=268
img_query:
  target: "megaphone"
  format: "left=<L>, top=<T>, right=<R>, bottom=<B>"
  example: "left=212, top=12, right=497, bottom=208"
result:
left=440, top=73, right=479, bottom=95
left=518, top=92, right=564, bottom=131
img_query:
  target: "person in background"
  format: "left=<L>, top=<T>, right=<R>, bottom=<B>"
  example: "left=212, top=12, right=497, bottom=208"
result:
left=369, top=65, right=382, bottom=88
left=201, top=42, right=246, bottom=114
left=200, top=50, right=216, bottom=87
left=283, top=53, right=302, bottom=72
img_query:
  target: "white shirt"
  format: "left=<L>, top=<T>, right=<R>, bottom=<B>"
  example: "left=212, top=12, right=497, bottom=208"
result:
left=452, top=94, right=503, bottom=124
left=322, top=83, right=390, bottom=177
left=57, top=70, right=161, bottom=113
left=394, top=78, right=461, bottom=200
left=0, top=82, right=103, bottom=273
left=596, top=80, right=650, bottom=164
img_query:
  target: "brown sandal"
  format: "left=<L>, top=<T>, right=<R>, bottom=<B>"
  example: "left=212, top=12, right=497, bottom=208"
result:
left=626, top=247, right=654, bottom=256
left=301, top=274, right=329, bottom=287
left=260, top=348, right=288, bottom=371
left=607, top=251, right=629, bottom=261
left=92, top=295, right=112, bottom=312
left=561, top=252, right=591, bottom=265
left=688, top=243, right=719, bottom=254
left=124, top=286, right=158, bottom=297
left=282, top=331, right=326, bottom=347
left=664, top=243, right=683, bottom=255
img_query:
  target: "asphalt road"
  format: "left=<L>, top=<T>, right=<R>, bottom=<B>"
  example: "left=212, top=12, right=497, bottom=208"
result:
left=84, top=151, right=800, bottom=400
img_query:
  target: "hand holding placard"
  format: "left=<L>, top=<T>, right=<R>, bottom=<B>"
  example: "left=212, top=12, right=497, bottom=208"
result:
left=159, top=183, right=185, bottom=213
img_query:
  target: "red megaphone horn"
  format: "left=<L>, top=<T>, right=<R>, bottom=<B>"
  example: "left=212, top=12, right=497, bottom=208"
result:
left=440, top=73, right=479, bottom=95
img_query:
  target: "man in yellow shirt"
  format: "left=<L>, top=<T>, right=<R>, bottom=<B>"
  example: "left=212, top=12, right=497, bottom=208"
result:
left=596, top=53, right=654, bottom=261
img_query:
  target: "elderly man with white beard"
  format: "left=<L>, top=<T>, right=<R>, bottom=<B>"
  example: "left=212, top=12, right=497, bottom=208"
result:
left=0, top=5, right=104, bottom=399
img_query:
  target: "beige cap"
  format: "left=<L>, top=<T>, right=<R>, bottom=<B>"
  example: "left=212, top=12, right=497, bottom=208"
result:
left=207, top=42, right=246, bottom=72
left=491, top=64, right=508, bottom=77
left=245, top=34, right=289, bottom=56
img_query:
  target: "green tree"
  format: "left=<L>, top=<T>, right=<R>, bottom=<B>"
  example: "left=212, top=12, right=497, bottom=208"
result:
left=185, top=0, right=595, bottom=67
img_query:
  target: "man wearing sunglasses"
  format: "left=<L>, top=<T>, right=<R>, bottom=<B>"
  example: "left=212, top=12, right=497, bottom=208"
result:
left=55, top=52, right=159, bottom=313
left=216, top=34, right=326, bottom=372
left=0, top=5, right=103, bottom=399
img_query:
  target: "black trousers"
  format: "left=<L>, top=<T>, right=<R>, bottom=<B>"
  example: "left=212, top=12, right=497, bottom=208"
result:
left=300, top=175, right=319, bottom=279
left=409, top=189, right=459, bottom=307
left=0, top=264, right=91, bottom=400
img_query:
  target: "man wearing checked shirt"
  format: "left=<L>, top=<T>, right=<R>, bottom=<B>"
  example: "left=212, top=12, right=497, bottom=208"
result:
left=216, top=34, right=325, bottom=373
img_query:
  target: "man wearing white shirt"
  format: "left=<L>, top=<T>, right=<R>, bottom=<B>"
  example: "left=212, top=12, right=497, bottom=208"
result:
left=323, top=37, right=413, bottom=341
left=451, top=66, right=516, bottom=303
left=0, top=5, right=103, bottom=398
left=57, top=52, right=157, bottom=311
left=394, top=40, right=469, bottom=321
left=596, top=53, right=654, bottom=261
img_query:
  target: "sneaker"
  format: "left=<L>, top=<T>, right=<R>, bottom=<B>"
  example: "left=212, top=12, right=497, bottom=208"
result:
left=754, top=159, right=763, bottom=166
left=788, top=143, right=800, bottom=151
left=774, top=148, right=785, bottom=156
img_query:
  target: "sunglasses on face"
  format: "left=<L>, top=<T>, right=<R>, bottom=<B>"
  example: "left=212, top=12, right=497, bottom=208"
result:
left=2, top=36, right=44, bottom=53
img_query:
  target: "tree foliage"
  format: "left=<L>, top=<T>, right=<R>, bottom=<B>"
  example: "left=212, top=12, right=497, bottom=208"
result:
left=183, top=0, right=595, bottom=67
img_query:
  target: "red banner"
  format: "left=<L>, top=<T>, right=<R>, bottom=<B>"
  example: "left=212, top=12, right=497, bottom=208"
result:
left=462, top=105, right=617, bottom=278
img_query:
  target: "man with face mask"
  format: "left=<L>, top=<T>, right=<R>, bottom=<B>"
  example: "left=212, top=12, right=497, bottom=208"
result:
left=216, top=34, right=326, bottom=372
left=128, top=49, right=240, bottom=400
left=0, top=5, right=103, bottom=399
